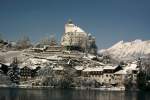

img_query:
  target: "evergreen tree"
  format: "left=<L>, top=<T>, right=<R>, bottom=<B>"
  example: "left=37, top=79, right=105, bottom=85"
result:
left=7, top=57, right=20, bottom=84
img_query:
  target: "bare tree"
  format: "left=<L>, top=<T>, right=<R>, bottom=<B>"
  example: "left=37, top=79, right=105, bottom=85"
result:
left=16, top=35, right=32, bottom=49
left=35, top=34, right=58, bottom=48
left=49, top=34, right=57, bottom=46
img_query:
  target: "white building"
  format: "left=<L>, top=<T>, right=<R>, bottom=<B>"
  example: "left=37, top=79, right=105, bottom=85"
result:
left=61, top=19, right=87, bottom=47
left=82, top=67, right=104, bottom=83
left=61, top=19, right=97, bottom=54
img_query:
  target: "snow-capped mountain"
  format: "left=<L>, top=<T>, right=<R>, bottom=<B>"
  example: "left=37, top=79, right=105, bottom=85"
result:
left=99, top=39, right=150, bottom=61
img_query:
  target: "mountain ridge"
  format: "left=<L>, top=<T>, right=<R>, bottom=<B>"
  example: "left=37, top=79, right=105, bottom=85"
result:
left=98, top=39, right=150, bottom=61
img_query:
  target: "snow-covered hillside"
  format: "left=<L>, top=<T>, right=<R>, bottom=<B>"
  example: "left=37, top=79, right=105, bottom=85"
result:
left=99, top=39, right=150, bottom=61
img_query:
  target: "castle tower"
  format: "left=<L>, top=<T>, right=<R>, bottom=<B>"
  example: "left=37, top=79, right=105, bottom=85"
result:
left=61, top=19, right=87, bottom=46
left=61, top=19, right=97, bottom=54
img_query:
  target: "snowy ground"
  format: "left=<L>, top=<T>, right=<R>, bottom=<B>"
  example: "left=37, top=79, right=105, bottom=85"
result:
left=0, top=51, right=23, bottom=63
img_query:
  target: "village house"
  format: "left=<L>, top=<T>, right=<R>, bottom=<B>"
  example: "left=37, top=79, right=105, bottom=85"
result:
left=81, top=65, right=122, bottom=86
left=45, top=45, right=62, bottom=52
left=75, top=66, right=84, bottom=76
left=20, top=66, right=41, bottom=81
left=125, top=62, right=139, bottom=87
left=20, top=66, right=32, bottom=81
left=113, top=62, right=139, bottom=87
left=102, top=65, right=121, bottom=85
left=114, top=70, right=127, bottom=87
left=82, top=67, right=103, bottom=84
left=53, top=66, right=64, bottom=75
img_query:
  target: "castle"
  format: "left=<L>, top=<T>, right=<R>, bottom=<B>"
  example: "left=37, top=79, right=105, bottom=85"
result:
left=61, top=19, right=97, bottom=54
left=32, top=19, right=97, bottom=54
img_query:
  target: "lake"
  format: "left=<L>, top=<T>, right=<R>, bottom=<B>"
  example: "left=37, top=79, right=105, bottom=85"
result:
left=0, top=88, right=150, bottom=100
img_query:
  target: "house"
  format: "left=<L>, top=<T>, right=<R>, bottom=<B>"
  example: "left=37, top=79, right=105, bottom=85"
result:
left=20, top=66, right=32, bottom=81
left=45, top=45, right=62, bottom=52
left=31, top=66, right=41, bottom=77
left=102, top=65, right=121, bottom=85
left=114, top=70, right=127, bottom=87
left=53, top=66, right=64, bottom=75
left=114, top=62, right=139, bottom=87
left=82, top=67, right=103, bottom=83
left=75, top=66, right=84, bottom=76
left=125, top=63, right=139, bottom=86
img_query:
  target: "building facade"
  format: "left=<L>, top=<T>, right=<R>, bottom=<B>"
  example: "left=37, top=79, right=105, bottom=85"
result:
left=20, top=66, right=32, bottom=81
left=61, top=19, right=97, bottom=54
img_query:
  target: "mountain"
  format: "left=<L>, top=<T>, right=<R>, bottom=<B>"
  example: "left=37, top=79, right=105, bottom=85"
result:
left=98, top=39, right=150, bottom=61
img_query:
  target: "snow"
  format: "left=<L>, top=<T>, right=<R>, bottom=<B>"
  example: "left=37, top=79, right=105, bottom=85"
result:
left=98, top=49, right=105, bottom=54
left=46, top=55, right=62, bottom=61
left=114, top=62, right=138, bottom=75
left=125, top=63, right=138, bottom=71
left=83, top=54, right=96, bottom=60
left=53, top=66, right=64, bottom=71
left=114, top=70, right=127, bottom=75
left=98, top=40, right=150, bottom=61
left=83, top=67, right=103, bottom=72
left=75, top=66, right=84, bottom=70
left=21, top=58, right=50, bottom=69
left=0, top=51, right=23, bottom=63
left=103, top=65, right=118, bottom=70
left=3, top=63, right=11, bottom=66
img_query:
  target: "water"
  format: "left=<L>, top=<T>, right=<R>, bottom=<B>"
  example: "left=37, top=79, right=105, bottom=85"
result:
left=0, top=88, right=150, bottom=100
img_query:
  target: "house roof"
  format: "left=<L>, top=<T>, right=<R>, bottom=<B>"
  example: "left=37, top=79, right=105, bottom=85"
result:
left=103, top=65, right=118, bottom=70
left=83, top=67, right=103, bottom=72
left=20, top=66, right=32, bottom=70
left=114, top=70, right=127, bottom=75
left=3, top=63, right=11, bottom=66
left=125, top=63, right=138, bottom=71
left=75, top=66, right=84, bottom=70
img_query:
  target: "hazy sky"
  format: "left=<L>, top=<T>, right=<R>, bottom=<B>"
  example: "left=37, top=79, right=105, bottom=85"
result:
left=0, top=0, right=150, bottom=49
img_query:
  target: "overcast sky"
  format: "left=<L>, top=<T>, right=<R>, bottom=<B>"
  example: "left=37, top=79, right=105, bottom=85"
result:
left=0, top=0, right=150, bottom=49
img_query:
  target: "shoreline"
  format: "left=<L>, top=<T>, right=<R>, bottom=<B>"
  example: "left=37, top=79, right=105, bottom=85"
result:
left=0, top=84, right=136, bottom=91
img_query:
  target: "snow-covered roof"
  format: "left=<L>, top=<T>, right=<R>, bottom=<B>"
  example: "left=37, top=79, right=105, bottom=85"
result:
left=3, top=63, right=11, bottom=66
left=0, top=62, right=8, bottom=66
left=46, top=55, right=62, bottom=61
left=125, top=63, right=138, bottom=71
left=31, top=47, right=45, bottom=51
left=19, top=65, right=38, bottom=70
left=83, top=54, right=96, bottom=60
left=53, top=66, right=64, bottom=71
left=75, top=66, right=84, bottom=70
left=114, top=70, right=127, bottom=75
left=103, top=65, right=118, bottom=70
left=21, top=58, right=50, bottom=69
left=65, top=23, right=85, bottom=33
left=83, top=67, right=103, bottom=72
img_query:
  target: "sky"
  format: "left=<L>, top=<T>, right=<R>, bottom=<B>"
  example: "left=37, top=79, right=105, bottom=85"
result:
left=0, top=0, right=150, bottom=49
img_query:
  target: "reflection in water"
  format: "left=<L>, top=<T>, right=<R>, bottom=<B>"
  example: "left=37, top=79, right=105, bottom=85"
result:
left=0, top=88, right=150, bottom=100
